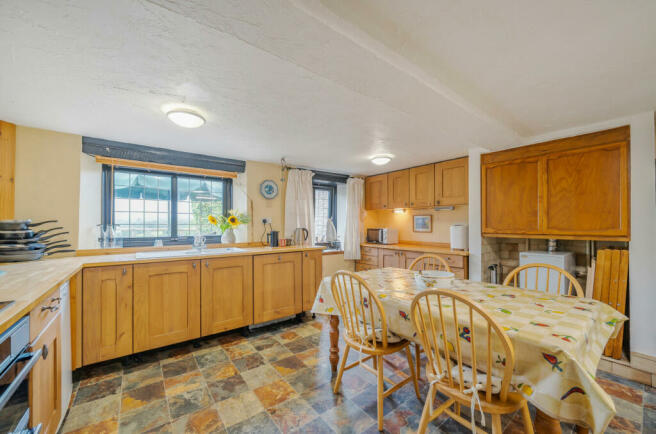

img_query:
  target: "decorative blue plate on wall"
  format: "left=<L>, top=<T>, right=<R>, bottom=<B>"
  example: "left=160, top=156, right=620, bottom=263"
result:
left=260, top=179, right=279, bottom=199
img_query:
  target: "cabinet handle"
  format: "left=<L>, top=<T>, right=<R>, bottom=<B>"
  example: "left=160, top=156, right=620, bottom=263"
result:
left=50, top=296, right=61, bottom=304
left=41, top=305, right=59, bottom=313
left=436, top=200, right=440, bottom=205
left=278, top=256, right=282, bottom=261
left=192, top=263, right=197, bottom=269
left=42, top=344, right=49, bottom=360
left=410, top=202, right=414, bottom=206
left=383, top=205, right=387, bottom=208
left=205, top=261, right=209, bottom=267
left=122, top=267, right=127, bottom=275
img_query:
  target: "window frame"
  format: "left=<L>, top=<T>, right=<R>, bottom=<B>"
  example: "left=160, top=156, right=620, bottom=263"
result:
left=101, top=165, right=232, bottom=247
left=312, top=181, right=337, bottom=246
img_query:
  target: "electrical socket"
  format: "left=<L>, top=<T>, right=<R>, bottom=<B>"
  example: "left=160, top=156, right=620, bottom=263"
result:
left=262, top=217, right=272, bottom=224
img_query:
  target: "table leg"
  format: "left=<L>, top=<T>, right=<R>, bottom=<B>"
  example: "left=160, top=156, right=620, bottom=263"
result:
left=534, top=409, right=562, bottom=434
left=329, top=315, right=340, bottom=373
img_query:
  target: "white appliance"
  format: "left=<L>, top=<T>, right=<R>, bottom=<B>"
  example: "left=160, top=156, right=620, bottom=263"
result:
left=519, top=251, right=575, bottom=295
left=449, top=224, right=468, bottom=250
left=366, top=228, right=398, bottom=244
left=59, top=281, right=73, bottom=416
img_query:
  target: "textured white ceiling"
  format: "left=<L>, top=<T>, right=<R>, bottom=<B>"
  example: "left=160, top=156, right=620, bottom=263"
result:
left=1, top=0, right=654, bottom=175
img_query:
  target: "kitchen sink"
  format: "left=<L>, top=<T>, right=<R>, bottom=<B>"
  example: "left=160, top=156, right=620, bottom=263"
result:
left=135, top=247, right=246, bottom=259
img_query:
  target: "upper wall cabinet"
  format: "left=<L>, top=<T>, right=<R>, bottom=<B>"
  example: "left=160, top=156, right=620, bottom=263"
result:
left=409, top=164, right=435, bottom=208
left=365, top=158, right=470, bottom=210
left=482, top=126, right=630, bottom=241
left=435, top=157, right=468, bottom=206
left=365, top=174, right=388, bottom=210
left=387, top=170, right=409, bottom=208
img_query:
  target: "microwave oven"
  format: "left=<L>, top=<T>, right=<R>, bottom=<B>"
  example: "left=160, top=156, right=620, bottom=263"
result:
left=366, top=228, right=398, bottom=244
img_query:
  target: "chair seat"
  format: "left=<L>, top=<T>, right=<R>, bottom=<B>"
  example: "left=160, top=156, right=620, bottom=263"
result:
left=344, top=335, right=411, bottom=355
left=355, top=324, right=403, bottom=344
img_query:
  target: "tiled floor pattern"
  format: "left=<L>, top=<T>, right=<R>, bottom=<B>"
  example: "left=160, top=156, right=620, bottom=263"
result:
left=62, top=316, right=655, bottom=433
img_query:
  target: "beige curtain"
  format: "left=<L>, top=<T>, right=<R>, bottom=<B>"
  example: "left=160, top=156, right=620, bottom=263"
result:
left=284, top=169, right=315, bottom=243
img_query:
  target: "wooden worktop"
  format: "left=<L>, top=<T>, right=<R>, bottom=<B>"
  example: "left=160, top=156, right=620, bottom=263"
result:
left=0, top=245, right=324, bottom=335
left=361, top=242, right=469, bottom=256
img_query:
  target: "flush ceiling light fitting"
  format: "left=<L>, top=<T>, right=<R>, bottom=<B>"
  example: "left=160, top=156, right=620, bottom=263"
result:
left=370, top=154, right=393, bottom=165
left=167, top=109, right=205, bottom=128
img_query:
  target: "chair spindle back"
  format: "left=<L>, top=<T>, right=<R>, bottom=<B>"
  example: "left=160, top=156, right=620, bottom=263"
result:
left=411, top=289, right=515, bottom=403
left=409, top=254, right=452, bottom=273
left=331, top=270, right=389, bottom=351
left=503, top=263, right=583, bottom=297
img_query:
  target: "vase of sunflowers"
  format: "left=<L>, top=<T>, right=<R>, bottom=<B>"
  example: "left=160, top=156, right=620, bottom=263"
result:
left=208, top=210, right=251, bottom=244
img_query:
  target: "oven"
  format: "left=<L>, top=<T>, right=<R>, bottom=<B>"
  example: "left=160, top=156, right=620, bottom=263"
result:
left=0, top=316, right=42, bottom=434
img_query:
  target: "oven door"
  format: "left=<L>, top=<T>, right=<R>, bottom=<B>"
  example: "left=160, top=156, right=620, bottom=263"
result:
left=0, top=347, right=43, bottom=434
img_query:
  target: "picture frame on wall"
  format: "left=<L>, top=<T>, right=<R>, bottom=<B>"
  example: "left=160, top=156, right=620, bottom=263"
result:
left=413, top=215, right=432, bottom=233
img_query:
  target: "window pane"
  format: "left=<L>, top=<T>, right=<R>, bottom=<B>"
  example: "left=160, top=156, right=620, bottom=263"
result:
left=113, top=170, right=172, bottom=239
left=177, top=176, right=224, bottom=236
left=314, top=188, right=331, bottom=242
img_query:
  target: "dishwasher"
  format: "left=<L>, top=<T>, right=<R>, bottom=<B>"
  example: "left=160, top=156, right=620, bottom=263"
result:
left=59, top=281, right=73, bottom=415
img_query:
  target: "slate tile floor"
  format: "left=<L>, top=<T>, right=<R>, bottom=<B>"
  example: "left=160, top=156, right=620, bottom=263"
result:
left=62, top=316, right=655, bottom=433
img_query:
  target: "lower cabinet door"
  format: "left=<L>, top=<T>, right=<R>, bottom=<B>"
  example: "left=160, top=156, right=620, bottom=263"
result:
left=302, top=250, right=323, bottom=311
left=201, top=256, right=253, bottom=336
left=82, top=266, right=133, bottom=365
left=133, top=260, right=200, bottom=352
left=379, top=249, right=401, bottom=268
left=30, top=313, right=62, bottom=434
left=253, top=253, right=302, bottom=323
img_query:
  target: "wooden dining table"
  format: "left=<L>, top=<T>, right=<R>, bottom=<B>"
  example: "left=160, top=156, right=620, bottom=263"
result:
left=311, top=268, right=627, bottom=434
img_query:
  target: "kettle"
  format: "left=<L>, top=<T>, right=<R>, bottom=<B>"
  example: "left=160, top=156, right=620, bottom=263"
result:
left=292, top=228, right=309, bottom=246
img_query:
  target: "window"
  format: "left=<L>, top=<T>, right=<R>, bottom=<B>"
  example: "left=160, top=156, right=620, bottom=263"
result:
left=103, top=166, right=232, bottom=246
left=313, top=183, right=336, bottom=244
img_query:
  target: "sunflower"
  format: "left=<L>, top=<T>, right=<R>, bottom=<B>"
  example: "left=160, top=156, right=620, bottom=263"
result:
left=207, top=215, right=218, bottom=225
left=228, top=215, right=239, bottom=226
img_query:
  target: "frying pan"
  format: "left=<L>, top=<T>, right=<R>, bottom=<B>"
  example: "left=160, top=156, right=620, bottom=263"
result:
left=0, top=243, right=47, bottom=251
left=0, top=243, right=74, bottom=262
left=0, top=231, right=69, bottom=244
left=0, top=219, right=58, bottom=231
left=0, top=227, right=64, bottom=240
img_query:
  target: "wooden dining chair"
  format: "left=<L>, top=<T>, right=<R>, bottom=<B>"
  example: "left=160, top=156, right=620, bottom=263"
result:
left=409, top=254, right=453, bottom=380
left=331, top=270, right=420, bottom=431
left=411, top=289, right=533, bottom=434
left=409, top=253, right=453, bottom=273
left=503, top=263, right=583, bottom=297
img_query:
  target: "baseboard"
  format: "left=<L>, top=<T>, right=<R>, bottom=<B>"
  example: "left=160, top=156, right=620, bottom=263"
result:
left=597, top=352, right=656, bottom=387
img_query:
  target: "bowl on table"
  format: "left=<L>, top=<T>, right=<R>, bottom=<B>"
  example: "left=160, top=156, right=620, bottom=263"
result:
left=414, top=270, right=455, bottom=289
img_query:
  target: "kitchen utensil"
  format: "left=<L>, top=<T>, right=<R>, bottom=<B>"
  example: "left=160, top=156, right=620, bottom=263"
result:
left=0, top=243, right=47, bottom=251
left=0, top=231, right=69, bottom=244
left=267, top=231, right=279, bottom=247
left=0, top=219, right=58, bottom=231
left=0, top=226, right=63, bottom=240
left=292, top=228, right=309, bottom=246
left=0, top=243, right=74, bottom=262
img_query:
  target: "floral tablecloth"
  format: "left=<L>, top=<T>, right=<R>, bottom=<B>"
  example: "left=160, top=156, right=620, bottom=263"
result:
left=311, top=268, right=627, bottom=433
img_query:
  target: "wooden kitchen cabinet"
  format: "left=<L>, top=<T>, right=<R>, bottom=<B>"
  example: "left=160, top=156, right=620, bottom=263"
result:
left=133, top=260, right=200, bottom=352
left=387, top=170, right=410, bottom=208
left=409, top=164, right=435, bottom=208
left=378, top=249, right=402, bottom=268
left=302, top=250, right=323, bottom=311
left=254, top=252, right=303, bottom=322
left=82, top=266, right=133, bottom=365
left=435, top=157, right=468, bottom=206
left=482, top=126, right=630, bottom=241
left=541, top=142, right=629, bottom=237
left=30, top=313, right=62, bottom=434
left=365, top=174, right=388, bottom=210
left=482, top=157, right=540, bottom=235
left=201, top=256, right=253, bottom=336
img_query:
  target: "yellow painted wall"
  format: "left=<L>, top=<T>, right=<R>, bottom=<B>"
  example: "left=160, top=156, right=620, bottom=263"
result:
left=322, top=252, right=354, bottom=277
left=14, top=126, right=82, bottom=250
left=364, top=206, right=468, bottom=244
left=243, top=160, right=287, bottom=242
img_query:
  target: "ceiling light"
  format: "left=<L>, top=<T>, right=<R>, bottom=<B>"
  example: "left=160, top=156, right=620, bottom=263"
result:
left=167, top=110, right=205, bottom=128
left=370, top=154, right=393, bottom=165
